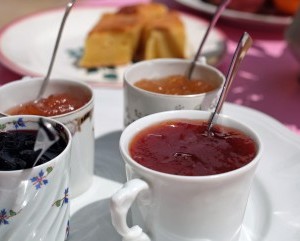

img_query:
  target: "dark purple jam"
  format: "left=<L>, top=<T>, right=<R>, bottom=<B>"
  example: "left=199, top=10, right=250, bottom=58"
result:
left=0, top=130, right=67, bottom=171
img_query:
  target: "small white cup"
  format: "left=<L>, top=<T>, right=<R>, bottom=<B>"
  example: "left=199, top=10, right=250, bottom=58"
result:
left=0, top=78, right=94, bottom=198
left=110, top=110, right=263, bottom=241
left=124, top=58, right=225, bottom=126
left=0, top=115, right=72, bottom=241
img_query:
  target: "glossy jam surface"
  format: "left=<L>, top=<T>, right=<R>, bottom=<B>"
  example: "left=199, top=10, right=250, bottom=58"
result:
left=0, top=130, right=67, bottom=171
left=134, top=75, right=218, bottom=95
left=6, top=93, right=88, bottom=117
left=129, top=120, right=257, bottom=176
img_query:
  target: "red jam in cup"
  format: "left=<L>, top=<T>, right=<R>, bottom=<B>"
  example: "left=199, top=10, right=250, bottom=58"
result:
left=6, top=93, right=88, bottom=117
left=130, top=119, right=257, bottom=176
left=134, top=75, right=218, bottom=95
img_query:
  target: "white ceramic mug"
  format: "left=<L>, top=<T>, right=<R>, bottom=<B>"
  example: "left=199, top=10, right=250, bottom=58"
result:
left=0, top=115, right=71, bottom=241
left=123, top=58, right=225, bottom=126
left=0, top=77, right=94, bottom=198
left=110, top=110, right=263, bottom=241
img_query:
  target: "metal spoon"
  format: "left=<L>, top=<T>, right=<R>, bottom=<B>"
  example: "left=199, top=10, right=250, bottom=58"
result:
left=207, top=32, right=253, bottom=134
left=185, top=0, right=231, bottom=79
left=32, top=118, right=59, bottom=167
left=36, top=0, right=77, bottom=100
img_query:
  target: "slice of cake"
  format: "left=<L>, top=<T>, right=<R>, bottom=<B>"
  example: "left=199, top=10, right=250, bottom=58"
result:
left=139, top=11, right=186, bottom=60
left=79, top=13, right=144, bottom=67
left=79, top=3, right=187, bottom=67
left=118, top=3, right=168, bottom=21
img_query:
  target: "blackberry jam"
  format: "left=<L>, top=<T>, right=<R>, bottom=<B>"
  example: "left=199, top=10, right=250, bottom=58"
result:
left=0, top=130, right=67, bottom=171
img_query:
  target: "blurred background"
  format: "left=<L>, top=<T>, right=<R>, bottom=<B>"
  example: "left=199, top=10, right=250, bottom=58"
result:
left=0, top=0, right=299, bottom=133
left=0, top=0, right=68, bottom=27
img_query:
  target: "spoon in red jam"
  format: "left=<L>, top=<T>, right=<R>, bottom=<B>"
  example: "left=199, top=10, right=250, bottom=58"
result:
left=36, top=0, right=77, bottom=100
left=207, top=32, right=253, bottom=134
left=186, top=0, right=231, bottom=79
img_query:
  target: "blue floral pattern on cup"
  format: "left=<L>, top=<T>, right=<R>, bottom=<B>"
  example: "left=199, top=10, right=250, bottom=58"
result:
left=65, top=220, right=70, bottom=239
left=13, top=118, right=26, bottom=129
left=0, top=209, right=21, bottom=225
left=0, top=166, right=69, bottom=227
left=52, top=188, right=69, bottom=208
left=30, top=170, right=48, bottom=190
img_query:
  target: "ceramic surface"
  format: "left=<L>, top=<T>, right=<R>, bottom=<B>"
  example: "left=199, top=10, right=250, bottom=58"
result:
left=112, top=110, right=263, bottom=241
left=124, top=58, right=225, bottom=126
left=68, top=90, right=300, bottom=241
left=0, top=116, right=71, bottom=241
left=0, top=77, right=94, bottom=198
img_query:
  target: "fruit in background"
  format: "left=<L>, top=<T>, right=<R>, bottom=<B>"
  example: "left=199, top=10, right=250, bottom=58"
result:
left=273, top=0, right=300, bottom=14
left=210, top=0, right=266, bottom=13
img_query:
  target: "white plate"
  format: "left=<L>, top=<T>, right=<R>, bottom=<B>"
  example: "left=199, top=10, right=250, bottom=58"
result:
left=0, top=6, right=227, bottom=87
left=69, top=99, right=300, bottom=241
left=174, top=0, right=292, bottom=27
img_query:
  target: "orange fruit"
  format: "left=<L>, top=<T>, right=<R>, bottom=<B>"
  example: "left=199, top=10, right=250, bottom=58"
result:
left=273, top=0, right=300, bottom=14
left=211, top=0, right=265, bottom=13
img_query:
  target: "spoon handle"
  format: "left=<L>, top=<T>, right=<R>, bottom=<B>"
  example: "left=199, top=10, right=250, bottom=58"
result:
left=186, top=0, right=230, bottom=79
left=207, top=32, right=253, bottom=132
left=37, top=0, right=77, bottom=99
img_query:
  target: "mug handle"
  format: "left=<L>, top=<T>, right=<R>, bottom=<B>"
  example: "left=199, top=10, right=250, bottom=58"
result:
left=110, top=179, right=151, bottom=241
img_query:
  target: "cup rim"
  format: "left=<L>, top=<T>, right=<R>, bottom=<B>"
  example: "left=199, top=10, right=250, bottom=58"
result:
left=0, top=77, right=94, bottom=118
left=124, top=58, right=225, bottom=98
left=120, top=110, right=263, bottom=182
left=0, top=115, right=72, bottom=174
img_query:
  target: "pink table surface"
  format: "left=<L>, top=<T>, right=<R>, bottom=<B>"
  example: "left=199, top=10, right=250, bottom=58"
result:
left=0, top=0, right=299, bottom=135
left=159, top=0, right=300, bottom=135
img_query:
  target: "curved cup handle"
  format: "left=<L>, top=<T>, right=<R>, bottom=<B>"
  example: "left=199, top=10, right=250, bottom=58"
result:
left=110, top=179, right=151, bottom=241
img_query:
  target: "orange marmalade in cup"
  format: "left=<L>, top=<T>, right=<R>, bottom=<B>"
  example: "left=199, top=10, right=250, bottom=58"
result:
left=134, top=75, right=218, bottom=95
left=6, top=93, right=88, bottom=116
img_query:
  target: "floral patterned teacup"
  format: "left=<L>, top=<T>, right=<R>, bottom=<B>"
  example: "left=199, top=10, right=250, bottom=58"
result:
left=0, top=78, right=94, bottom=198
left=124, top=58, right=225, bottom=126
left=0, top=115, right=71, bottom=241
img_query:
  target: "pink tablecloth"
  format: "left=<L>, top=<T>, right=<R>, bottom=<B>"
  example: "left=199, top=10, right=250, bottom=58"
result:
left=158, top=0, right=300, bottom=135
left=0, top=0, right=299, bottom=135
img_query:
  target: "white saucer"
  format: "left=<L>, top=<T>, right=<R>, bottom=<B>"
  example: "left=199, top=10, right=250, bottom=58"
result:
left=69, top=102, right=300, bottom=241
left=0, top=6, right=226, bottom=87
